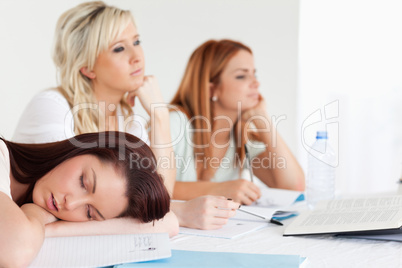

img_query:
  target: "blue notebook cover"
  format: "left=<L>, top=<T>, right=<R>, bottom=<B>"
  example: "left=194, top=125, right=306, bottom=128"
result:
left=113, top=250, right=305, bottom=268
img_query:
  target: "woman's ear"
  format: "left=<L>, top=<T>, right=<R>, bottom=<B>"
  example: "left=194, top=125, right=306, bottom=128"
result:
left=80, top=67, right=96, bottom=79
left=210, top=82, right=218, bottom=101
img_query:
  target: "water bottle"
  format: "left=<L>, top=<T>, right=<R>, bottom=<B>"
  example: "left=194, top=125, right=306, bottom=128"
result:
left=306, top=131, right=336, bottom=209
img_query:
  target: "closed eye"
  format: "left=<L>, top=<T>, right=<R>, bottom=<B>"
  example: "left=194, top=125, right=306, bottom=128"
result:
left=86, top=205, right=93, bottom=220
left=79, top=175, right=92, bottom=220
left=79, top=175, right=86, bottom=189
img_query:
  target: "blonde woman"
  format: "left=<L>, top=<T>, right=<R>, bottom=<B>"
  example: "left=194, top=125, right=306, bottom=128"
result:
left=170, top=39, right=305, bottom=205
left=13, top=2, right=239, bottom=230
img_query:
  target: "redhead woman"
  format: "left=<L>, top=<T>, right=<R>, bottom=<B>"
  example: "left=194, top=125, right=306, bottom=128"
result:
left=170, top=39, right=305, bottom=205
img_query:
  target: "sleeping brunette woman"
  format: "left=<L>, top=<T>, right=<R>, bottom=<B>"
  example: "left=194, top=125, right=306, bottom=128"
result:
left=0, top=131, right=178, bottom=267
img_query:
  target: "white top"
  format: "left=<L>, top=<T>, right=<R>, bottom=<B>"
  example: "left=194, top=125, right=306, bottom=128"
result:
left=0, top=140, right=12, bottom=199
left=169, top=110, right=266, bottom=182
left=13, top=90, right=149, bottom=145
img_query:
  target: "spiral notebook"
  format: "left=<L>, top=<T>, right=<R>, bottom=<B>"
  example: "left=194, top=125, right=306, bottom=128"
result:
left=29, top=233, right=171, bottom=268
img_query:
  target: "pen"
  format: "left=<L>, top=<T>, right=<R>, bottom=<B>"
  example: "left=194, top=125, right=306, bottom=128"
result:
left=237, top=207, right=266, bottom=219
left=237, top=206, right=283, bottom=226
left=244, top=144, right=254, bottom=183
left=269, top=218, right=284, bottom=226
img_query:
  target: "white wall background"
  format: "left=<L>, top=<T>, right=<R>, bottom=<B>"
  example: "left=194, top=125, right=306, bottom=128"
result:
left=298, top=0, right=402, bottom=195
left=0, top=0, right=300, bottom=155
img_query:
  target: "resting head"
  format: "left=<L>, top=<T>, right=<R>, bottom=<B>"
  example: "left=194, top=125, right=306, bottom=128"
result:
left=6, top=131, right=170, bottom=223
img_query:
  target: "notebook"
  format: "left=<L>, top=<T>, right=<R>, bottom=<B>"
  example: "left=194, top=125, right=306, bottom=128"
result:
left=114, top=250, right=307, bottom=268
left=29, top=233, right=171, bottom=268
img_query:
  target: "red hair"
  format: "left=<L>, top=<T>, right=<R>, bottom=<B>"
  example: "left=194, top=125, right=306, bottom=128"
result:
left=170, top=39, right=255, bottom=181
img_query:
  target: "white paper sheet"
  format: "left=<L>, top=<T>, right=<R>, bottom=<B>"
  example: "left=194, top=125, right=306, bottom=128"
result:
left=179, top=220, right=269, bottom=239
left=233, top=206, right=278, bottom=221
left=178, top=206, right=295, bottom=239
left=29, top=233, right=171, bottom=268
left=253, top=188, right=303, bottom=207
left=175, top=188, right=301, bottom=240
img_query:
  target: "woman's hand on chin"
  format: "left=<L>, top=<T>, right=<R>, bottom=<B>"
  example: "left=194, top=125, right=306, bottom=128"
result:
left=241, top=94, right=269, bottom=121
left=126, top=76, right=166, bottom=114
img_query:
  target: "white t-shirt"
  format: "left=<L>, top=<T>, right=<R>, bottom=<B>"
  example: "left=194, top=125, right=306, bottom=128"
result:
left=13, top=90, right=150, bottom=144
left=169, top=110, right=266, bottom=182
left=0, top=140, right=12, bottom=199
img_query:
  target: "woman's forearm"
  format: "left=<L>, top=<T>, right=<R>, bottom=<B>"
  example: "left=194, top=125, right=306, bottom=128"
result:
left=0, top=195, right=47, bottom=268
left=252, top=120, right=305, bottom=190
left=149, top=107, right=176, bottom=195
left=173, top=181, right=216, bottom=200
left=45, top=211, right=179, bottom=238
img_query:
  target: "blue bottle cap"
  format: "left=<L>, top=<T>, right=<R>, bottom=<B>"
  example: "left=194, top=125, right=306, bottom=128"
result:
left=316, top=131, right=328, bottom=139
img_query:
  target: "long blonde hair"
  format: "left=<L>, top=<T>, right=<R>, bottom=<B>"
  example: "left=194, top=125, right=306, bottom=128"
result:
left=170, top=39, right=257, bottom=181
left=53, top=1, right=134, bottom=134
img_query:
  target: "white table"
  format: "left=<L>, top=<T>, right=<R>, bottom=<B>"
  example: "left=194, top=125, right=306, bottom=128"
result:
left=171, top=200, right=402, bottom=267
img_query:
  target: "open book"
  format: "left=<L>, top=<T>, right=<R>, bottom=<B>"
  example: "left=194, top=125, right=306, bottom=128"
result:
left=284, top=195, right=402, bottom=236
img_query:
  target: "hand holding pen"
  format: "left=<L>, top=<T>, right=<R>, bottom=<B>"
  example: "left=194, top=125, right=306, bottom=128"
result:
left=226, top=198, right=283, bottom=226
left=237, top=206, right=283, bottom=226
left=177, top=196, right=240, bottom=230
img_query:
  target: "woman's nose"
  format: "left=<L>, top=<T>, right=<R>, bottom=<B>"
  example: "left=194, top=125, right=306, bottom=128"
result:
left=64, top=195, right=86, bottom=211
left=129, top=47, right=141, bottom=65
left=251, top=76, right=260, bottom=88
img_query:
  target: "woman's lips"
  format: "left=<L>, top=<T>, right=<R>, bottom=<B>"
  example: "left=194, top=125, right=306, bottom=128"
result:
left=248, top=93, right=259, bottom=99
left=47, top=194, right=58, bottom=211
left=130, top=68, right=142, bottom=76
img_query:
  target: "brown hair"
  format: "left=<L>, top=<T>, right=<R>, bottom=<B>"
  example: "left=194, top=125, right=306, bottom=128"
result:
left=170, top=39, right=255, bottom=180
left=2, top=131, right=169, bottom=223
